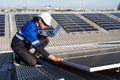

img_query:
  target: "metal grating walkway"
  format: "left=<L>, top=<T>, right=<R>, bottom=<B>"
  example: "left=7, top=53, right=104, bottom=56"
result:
left=15, top=59, right=83, bottom=80
left=16, top=65, right=55, bottom=80
left=40, top=59, right=83, bottom=80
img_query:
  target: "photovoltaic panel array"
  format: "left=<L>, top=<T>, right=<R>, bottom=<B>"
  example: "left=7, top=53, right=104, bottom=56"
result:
left=15, top=14, right=54, bottom=31
left=111, top=13, right=120, bottom=18
left=52, top=14, right=98, bottom=33
left=0, top=14, right=5, bottom=36
left=82, top=13, right=120, bottom=31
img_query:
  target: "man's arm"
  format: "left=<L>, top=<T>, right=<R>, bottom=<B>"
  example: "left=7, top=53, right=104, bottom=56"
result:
left=35, top=45, right=62, bottom=63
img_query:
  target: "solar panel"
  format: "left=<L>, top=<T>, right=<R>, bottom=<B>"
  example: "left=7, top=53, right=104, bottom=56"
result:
left=111, top=13, right=120, bottom=18
left=52, top=14, right=98, bottom=33
left=0, top=53, right=16, bottom=80
left=82, top=13, right=120, bottom=31
left=62, top=50, right=120, bottom=72
left=15, top=14, right=31, bottom=30
left=0, top=14, right=5, bottom=36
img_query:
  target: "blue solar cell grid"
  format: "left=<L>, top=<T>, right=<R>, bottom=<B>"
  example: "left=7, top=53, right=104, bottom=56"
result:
left=15, top=14, right=31, bottom=30
left=82, top=13, right=120, bottom=31
left=0, top=14, right=5, bottom=36
left=52, top=14, right=98, bottom=33
left=111, top=13, right=120, bottom=18
left=15, top=14, right=54, bottom=31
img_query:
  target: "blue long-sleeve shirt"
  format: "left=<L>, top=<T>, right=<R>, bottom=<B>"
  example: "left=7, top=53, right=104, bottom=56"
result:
left=16, top=20, right=49, bottom=57
left=17, top=20, right=40, bottom=47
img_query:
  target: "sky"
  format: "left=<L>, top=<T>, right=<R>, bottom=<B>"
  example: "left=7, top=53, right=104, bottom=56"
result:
left=0, top=0, right=120, bottom=9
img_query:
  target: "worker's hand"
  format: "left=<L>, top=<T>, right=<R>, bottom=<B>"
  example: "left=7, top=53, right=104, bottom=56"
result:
left=48, top=54, right=62, bottom=63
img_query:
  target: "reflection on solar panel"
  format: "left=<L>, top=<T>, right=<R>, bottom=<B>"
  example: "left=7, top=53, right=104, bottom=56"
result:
left=15, top=14, right=54, bottom=31
left=52, top=14, right=98, bottom=33
left=0, top=14, right=5, bottom=36
left=111, top=13, right=120, bottom=18
left=82, top=13, right=120, bottom=31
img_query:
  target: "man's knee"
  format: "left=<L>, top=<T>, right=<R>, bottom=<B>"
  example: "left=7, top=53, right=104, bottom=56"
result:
left=28, top=59, right=37, bottom=66
left=16, top=48, right=37, bottom=66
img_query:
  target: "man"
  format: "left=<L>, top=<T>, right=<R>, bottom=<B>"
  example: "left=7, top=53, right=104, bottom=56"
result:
left=11, top=12, right=62, bottom=66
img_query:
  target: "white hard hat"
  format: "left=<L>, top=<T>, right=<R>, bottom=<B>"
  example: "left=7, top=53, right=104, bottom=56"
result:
left=37, top=12, right=52, bottom=26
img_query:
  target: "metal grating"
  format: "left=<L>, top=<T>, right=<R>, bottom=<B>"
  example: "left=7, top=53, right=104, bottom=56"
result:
left=16, top=65, right=54, bottom=80
left=40, top=59, right=83, bottom=80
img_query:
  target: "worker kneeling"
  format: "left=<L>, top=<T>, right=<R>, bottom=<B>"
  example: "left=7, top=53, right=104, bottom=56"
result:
left=11, top=12, right=62, bottom=66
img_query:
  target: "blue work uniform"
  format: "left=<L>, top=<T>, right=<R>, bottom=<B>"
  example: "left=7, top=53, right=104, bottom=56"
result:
left=11, top=20, right=50, bottom=58
left=16, top=20, right=40, bottom=47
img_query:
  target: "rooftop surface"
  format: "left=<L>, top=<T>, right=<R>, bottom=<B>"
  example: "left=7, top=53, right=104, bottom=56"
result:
left=1, top=11, right=120, bottom=80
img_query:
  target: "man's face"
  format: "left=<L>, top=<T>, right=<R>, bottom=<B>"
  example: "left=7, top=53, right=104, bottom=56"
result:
left=38, top=19, right=47, bottom=30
